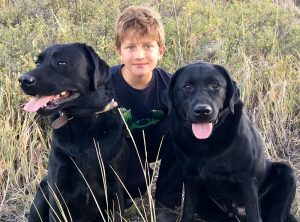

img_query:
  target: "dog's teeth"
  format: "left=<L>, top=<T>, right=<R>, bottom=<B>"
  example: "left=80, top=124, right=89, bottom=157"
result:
left=60, top=91, right=66, bottom=96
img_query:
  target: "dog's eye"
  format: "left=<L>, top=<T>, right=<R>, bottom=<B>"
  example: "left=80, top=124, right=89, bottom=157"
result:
left=211, top=83, right=220, bottom=89
left=57, top=61, right=67, bottom=65
left=34, top=60, right=40, bottom=67
left=183, top=84, right=193, bottom=91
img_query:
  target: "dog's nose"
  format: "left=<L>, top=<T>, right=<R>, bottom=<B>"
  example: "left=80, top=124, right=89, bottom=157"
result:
left=194, top=104, right=212, bottom=116
left=18, top=75, right=36, bottom=86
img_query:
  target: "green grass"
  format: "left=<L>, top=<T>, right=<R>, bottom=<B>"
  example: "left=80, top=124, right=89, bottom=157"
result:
left=0, top=0, right=300, bottom=221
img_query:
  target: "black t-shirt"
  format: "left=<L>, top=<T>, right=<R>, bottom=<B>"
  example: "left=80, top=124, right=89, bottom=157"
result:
left=110, top=64, right=171, bottom=132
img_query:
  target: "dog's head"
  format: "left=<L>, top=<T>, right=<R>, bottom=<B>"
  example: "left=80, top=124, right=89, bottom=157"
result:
left=18, top=43, right=110, bottom=115
left=168, top=62, right=240, bottom=140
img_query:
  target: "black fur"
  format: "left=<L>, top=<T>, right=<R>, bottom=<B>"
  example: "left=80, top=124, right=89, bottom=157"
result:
left=19, top=43, right=128, bottom=222
left=168, top=62, right=297, bottom=222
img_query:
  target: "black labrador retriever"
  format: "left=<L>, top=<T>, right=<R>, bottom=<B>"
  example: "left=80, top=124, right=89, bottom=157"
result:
left=168, top=62, right=297, bottom=222
left=19, top=43, right=128, bottom=222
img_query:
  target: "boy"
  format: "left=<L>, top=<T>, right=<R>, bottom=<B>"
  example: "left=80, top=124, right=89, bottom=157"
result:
left=110, top=5, right=183, bottom=221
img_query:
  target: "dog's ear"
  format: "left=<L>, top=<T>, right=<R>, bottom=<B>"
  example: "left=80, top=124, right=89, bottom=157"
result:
left=160, top=89, right=168, bottom=113
left=231, top=81, right=240, bottom=110
left=82, top=44, right=111, bottom=90
left=214, top=65, right=240, bottom=114
left=167, top=67, right=184, bottom=114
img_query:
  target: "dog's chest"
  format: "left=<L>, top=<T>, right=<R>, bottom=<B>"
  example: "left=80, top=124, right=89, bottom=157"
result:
left=53, top=117, right=120, bottom=157
left=184, top=159, right=243, bottom=199
left=49, top=121, right=121, bottom=187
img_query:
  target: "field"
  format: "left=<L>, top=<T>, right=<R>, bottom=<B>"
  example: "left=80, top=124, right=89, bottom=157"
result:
left=0, top=0, right=300, bottom=221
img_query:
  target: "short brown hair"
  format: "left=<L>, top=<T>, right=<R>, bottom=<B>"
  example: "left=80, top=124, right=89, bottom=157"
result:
left=114, top=6, right=165, bottom=48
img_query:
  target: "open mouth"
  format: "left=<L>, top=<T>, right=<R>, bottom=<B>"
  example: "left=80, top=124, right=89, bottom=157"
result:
left=23, top=90, right=80, bottom=112
left=191, top=119, right=218, bottom=140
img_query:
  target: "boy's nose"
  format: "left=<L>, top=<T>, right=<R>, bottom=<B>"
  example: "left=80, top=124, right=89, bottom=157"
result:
left=135, top=47, right=145, bottom=59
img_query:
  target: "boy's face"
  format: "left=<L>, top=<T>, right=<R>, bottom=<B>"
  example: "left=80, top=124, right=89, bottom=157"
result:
left=116, top=31, right=165, bottom=79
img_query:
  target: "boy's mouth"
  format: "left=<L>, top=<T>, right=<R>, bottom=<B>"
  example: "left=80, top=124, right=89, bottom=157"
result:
left=133, top=63, right=148, bottom=66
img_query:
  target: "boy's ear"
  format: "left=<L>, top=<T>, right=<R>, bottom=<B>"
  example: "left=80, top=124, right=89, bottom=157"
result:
left=115, top=47, right=121, bottom=55
left=159, top=46, right=166, bottom=59
left=115, top=47, right=123, bottom=62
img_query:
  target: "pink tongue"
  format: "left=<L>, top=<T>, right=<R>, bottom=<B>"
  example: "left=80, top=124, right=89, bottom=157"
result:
left=192, top=123, right=213, bottom=139
left=23, top=95, right=55, bottom=112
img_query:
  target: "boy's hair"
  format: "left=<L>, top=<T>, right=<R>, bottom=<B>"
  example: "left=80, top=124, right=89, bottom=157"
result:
left=114, top=6, right=165, bottom=48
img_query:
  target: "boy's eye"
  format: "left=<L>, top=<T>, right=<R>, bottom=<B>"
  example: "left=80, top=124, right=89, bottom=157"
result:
left=126, top=45, right=135, bottom=50
left=144, top=44, right=154, bottom=49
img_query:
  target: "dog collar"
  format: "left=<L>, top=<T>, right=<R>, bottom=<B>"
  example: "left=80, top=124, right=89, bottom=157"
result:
left=95, top=99, right=118, bottom=114
left=51, top=99, right=118, bottom=129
